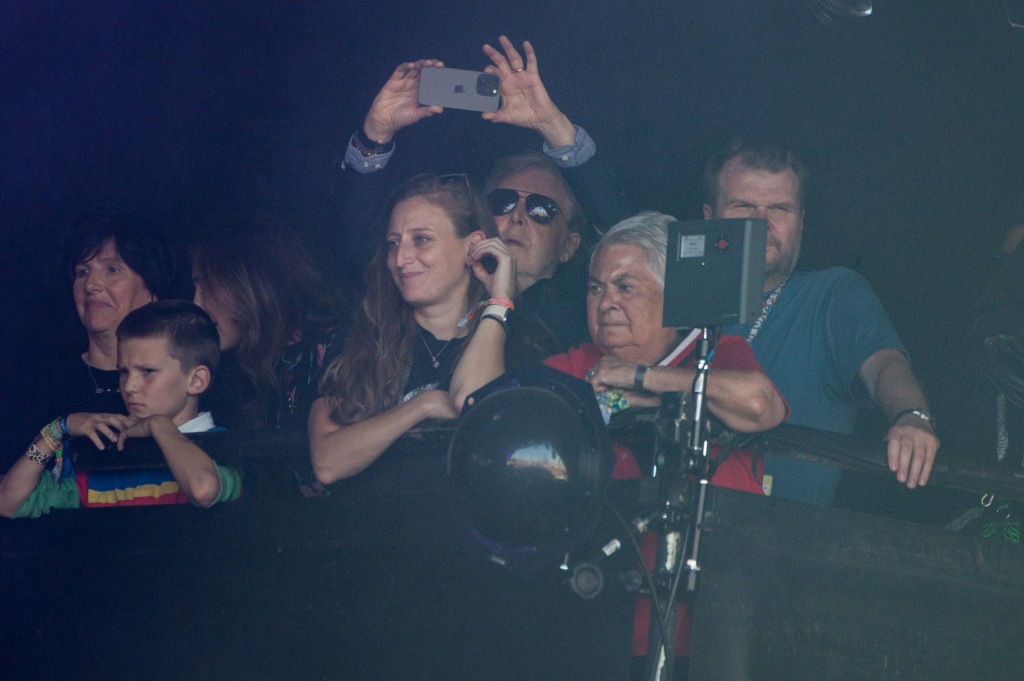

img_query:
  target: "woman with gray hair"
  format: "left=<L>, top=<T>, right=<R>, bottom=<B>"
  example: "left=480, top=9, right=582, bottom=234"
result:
left=544, top=210, right=787, bottom=665
left=544, top=210, right=787, bottom=478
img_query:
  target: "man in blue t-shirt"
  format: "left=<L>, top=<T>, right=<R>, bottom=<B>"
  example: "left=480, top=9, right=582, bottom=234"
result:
left=706, top=138, right=939, bottom=505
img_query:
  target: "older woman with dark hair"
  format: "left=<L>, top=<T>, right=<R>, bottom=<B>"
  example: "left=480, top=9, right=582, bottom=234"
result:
left=23, top=210, right=187, bottom=425
left=310, top=174, right=514, bottom=484
left=190, top=215, right=351, bottom=432
left=8, top=209, right=186, bottom=463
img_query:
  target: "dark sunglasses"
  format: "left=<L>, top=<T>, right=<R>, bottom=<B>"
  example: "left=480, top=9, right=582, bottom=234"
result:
left=486, top=188, right=562, bottom=225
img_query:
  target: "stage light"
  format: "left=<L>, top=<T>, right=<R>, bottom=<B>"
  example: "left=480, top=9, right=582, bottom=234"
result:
left=447, top=365, right=613, bottom=574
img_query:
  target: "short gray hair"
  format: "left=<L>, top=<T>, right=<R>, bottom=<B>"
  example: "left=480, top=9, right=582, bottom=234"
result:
left=591, top=211, right=676, bottom=288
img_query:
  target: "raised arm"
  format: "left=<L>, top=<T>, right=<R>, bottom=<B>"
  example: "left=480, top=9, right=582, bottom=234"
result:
left=480, top=36, right=577, bottom=148
left=337, top=60, right=445, bottom=288
left=360, top=59, right=446, bottom=146
left=481, top=36, right=634, bottom=232
left=859, top=348, right=940, bottom=489
left=309, top=391, right=457, bottom=484
left=448, top=237, right=517, bottom=410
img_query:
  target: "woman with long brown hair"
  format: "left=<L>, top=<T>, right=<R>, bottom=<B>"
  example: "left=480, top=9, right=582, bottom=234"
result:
left=310, top=174, right=514, bottom=483
left=190, top=215, right=349, bottom=432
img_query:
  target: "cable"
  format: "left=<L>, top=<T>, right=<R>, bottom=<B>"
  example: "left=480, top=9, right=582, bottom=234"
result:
left=603, top=498, right=675, bottom=665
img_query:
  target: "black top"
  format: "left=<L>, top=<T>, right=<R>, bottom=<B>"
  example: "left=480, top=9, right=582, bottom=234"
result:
left=7, top=355, right=125, bottom=466
left=403, top=327, right=468, bottom=398
left=201, top=327, right=345, bottom=432
left=507, top=268, right=591, bottom=368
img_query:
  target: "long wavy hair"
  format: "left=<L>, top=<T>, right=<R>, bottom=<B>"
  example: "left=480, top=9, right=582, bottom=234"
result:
left=320, top=174, right=497, bottom=425
left=190, top=214, right=349, bottom=429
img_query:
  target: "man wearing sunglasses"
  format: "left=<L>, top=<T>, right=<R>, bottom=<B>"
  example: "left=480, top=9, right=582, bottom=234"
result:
left=336, top=37, right=631, bottom=361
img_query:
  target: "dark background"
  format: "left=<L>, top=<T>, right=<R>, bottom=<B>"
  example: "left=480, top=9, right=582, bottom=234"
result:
left=2, top=0, right=1023, bottom=446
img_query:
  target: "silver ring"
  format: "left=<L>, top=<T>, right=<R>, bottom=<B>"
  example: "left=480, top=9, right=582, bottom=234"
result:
left=514, top=67, right=525, bottom=73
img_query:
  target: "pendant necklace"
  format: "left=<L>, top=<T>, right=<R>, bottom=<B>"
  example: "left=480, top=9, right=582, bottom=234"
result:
left=419, top=329, right=455, bottom=370
left=85, top=361, right=119, bottom=395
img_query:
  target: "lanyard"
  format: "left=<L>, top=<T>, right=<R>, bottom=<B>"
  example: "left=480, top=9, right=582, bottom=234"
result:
left=660, top=328, right=703, bottom=367
left=746, top=276, right=788, bottom=344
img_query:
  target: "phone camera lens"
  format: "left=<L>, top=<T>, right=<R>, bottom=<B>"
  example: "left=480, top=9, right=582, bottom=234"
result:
left=477, top=73, right=501, bottom=97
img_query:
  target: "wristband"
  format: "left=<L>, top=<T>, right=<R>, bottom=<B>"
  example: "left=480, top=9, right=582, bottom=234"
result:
left=25, top=442, right=53, bottom=466
left=633, top=365, right=650, bottom=393
left=487, top=297, right=514, bottom=311
left=892, top=408, right=934, bottom=428
left=352, top=129, right=395, bottom=157
left=39, top=422, right=62, bottom=454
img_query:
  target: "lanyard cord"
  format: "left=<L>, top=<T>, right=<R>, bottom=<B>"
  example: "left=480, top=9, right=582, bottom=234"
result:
left=660, top=328, right=704, bottom=367
left=746, top=276, right=789, bottom=344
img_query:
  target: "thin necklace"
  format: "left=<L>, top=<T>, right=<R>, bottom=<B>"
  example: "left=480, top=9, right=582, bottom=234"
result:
left=419, top=328, right=455, bottom=369
left=85, top=361, right=119, bottom=395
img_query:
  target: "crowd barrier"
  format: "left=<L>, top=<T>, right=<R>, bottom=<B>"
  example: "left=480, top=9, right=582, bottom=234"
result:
left=3, top=420, right=1023, bottom=680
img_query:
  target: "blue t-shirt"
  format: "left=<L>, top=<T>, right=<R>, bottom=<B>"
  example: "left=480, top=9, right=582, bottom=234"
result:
left=723, top=267, right=905, bottom=504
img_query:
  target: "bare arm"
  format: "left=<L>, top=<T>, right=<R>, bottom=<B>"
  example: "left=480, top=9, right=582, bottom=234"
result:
left=309, top=391, right=457, bottom=485
left=117, top=415, right=223, bottom=507
left=588, top=357, right=787, bottom=433
left=0, top=453, right=50, bottom=518
left=859, top=348, right=940, bottom=488
left=1, top=412, right=131, bottom=517
left=1001, top=224, right=1024, bottom=255
left=448, top=237, right=516, bottom=410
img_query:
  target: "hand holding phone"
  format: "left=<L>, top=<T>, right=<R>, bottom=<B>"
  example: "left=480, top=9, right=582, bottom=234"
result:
left=417, top=67, right=502, bottom=113
left=363, top=59, right=447, bottom=143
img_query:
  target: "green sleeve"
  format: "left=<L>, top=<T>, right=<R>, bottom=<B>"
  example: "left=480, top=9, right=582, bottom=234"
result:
left=209, top=464, right=243, bottom=506
left=12, top=473, right=81, bottom=519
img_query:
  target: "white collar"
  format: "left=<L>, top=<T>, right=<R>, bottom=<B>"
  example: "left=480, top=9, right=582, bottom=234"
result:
left=178, top=411, right=215, bottom=433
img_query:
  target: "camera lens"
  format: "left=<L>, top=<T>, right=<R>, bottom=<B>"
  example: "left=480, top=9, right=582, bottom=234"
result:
left=476, top=73, right=501, bottom=97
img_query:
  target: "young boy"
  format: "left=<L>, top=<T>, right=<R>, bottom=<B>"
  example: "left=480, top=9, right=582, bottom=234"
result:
left=0, top=300, right=241, bottom=518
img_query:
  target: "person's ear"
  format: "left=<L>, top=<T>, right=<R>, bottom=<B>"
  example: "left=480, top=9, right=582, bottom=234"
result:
left=559, top=231, right=582, bottom=264
left=703, top=204, right=713, bottom=219
left=187, top=365, right=211, bottom=395
left=465, top=230, right=486, bottom=253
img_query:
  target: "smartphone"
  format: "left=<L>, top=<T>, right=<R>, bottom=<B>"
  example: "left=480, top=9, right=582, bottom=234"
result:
left=418, top=66, right=502, bottom=113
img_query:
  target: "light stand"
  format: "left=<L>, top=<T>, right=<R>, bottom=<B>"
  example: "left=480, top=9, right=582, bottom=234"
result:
left=640, top=217, right=766, bottom=680
left=642, top=326, right=719, bottom=681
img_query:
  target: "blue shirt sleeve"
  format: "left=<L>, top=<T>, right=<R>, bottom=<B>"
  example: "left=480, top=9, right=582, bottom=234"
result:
left=343, top=133, right=395, bottom=173
left=542, top=125, right=597, bottom=168
left=821, top=269, right=906, bottom=402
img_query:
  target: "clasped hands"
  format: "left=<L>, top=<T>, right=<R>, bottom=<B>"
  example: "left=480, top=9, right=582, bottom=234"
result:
left=65, top=412, right=176, bottom=452
left=585, top=356, right=662, bottom=409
